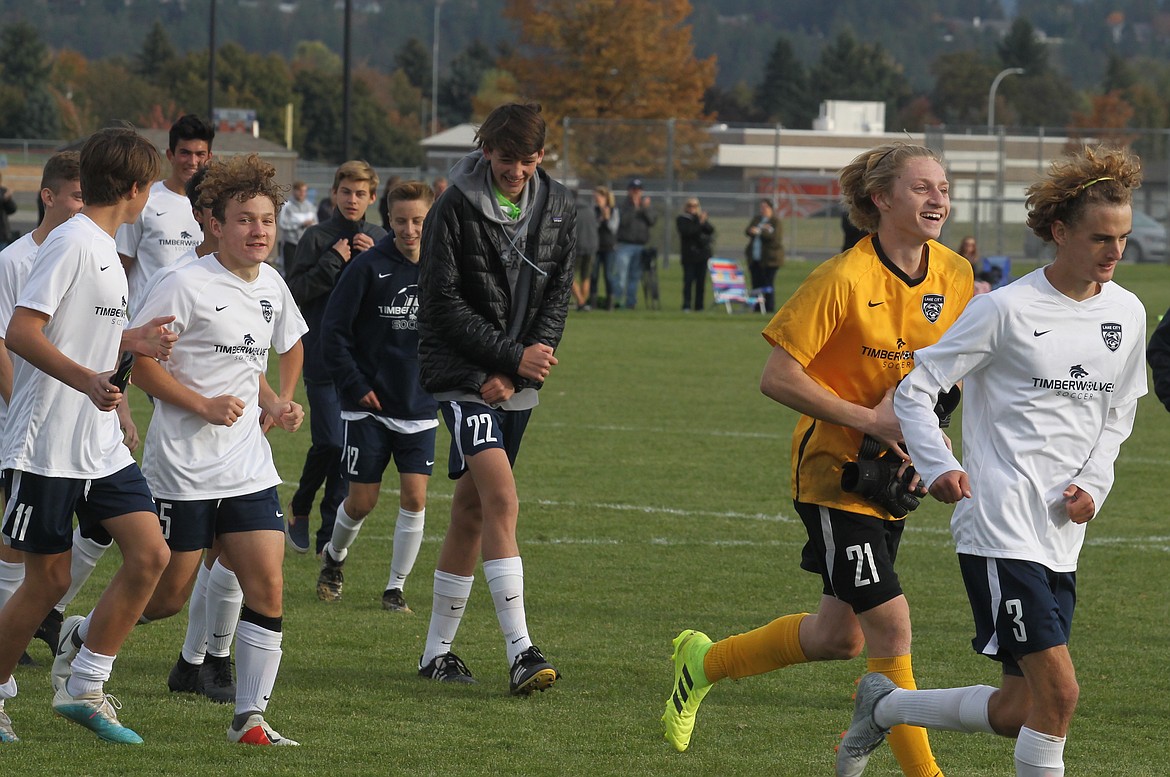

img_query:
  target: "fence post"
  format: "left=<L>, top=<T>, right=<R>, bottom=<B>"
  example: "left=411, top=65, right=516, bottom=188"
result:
left=663, top=118, right=675, bottom=268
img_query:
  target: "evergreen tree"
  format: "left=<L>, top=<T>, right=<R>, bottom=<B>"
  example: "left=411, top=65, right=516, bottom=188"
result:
left=394, top=38, right=432, bottom=96
left=437, top=40, right=495, bottom=127
left=754, top=36, right=813, bottom=129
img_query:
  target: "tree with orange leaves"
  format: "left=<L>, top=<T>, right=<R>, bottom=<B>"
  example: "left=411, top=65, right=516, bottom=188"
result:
left=502, top=0, right=716, bottom=184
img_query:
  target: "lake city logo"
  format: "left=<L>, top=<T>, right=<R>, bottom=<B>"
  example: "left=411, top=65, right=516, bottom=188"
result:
left=921, top=294, right=944, bottom=323
left=1101, top=322, right=1122, bottom=352
left=260, top=299, right=273, bottom=323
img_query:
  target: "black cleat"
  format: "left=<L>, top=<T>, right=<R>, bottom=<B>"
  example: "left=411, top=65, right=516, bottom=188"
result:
left=167, top=654, right=200, bottom=693
left=35, top=609, right=63, bottom=653
left=381, top=588, right=412, bottom=613
left=196, top=654, right=236, bottom=704
left=509, top=645, right=560, bottom=695
left=418, top=652, right=476, bottom=684
left=316, top=549, right=344, bottom=601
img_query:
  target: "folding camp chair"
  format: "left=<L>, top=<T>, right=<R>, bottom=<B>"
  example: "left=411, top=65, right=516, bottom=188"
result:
left=707, top=258, right=766, bottom=314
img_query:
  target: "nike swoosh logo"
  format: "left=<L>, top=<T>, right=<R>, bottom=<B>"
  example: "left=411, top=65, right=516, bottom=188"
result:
left=378, top=272, right=392, bottom=279
left=505, top=594, right=519, bottom=602
left=276, top=512, right=284, bottom=519
left=440, top=640, right=452, bottom=645
left=155, top=211, right=167, bottom=217
left=262, top=695, right=270, bottom=702
left=867, top=300, right=884, bottom=307
left=511, top=636, right=526, bottom=644
left=450, top=604, right=465, bottom=611
left=426, top=460, right=435, bottom=466
left=100, top=265, right=110, bottom=271
left=1034, top=329, right=1052, bottom=337
left=216, top=305, right=228, bottom=311
left=212, top=632, right=231, bottom=639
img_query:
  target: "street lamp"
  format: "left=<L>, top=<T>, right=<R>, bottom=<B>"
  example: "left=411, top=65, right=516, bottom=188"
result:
left=987, top=67, right=1025, bottom=132
left=431, top=0, right=444, bottom=137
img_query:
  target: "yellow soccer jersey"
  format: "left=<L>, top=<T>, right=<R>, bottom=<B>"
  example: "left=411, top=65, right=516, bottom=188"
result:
left=762, top=235, right=974, bottom=520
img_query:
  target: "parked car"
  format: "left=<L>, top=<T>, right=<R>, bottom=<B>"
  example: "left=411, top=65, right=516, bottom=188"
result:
left=1024, top=209, right=1168, bottom=262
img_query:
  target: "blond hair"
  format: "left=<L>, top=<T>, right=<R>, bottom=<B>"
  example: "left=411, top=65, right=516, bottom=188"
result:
left=839, top=143, right=945, bottom=233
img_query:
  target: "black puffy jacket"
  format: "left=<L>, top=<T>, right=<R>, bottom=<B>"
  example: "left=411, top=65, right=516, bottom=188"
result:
left=418, top=170, right=576, bottom=394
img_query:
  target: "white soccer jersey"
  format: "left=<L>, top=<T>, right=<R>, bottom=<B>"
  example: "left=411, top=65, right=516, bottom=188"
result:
left=895, top=267, right=1147, bottom=571
left=0, top=232, right=39, bottom=429
left=116, top=181, right=201, bottom=310
left=1, top=215, right=133, bottom=478
left=133, top=254, right=307, bottom=500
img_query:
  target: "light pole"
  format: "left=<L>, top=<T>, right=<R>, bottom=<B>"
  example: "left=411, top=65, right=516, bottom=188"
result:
left=431, top=0, right=444, bottom=137
left=987, top=67, right=1025, bottom=132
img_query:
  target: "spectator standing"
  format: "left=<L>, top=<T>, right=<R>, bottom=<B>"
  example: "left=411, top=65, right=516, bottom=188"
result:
left=572, top=191, right=599, bottom=310
left=589, top=186, right=618, bottom=310
left=745, top=199, right=784, bottom=312
left=277, top=181, right=316, bottom=274
left=0, top=173, right=16, bottom=249
left=612, top=179, right=656, bottom=310
left=676, top=197, right=714, bottom=311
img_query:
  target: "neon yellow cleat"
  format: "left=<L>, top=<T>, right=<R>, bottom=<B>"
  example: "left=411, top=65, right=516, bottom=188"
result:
left=661, top=629, right=714, bottom=752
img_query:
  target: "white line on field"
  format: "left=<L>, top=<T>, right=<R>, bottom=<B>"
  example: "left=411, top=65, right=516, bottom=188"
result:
left=540, top=420, right=779, bottom=440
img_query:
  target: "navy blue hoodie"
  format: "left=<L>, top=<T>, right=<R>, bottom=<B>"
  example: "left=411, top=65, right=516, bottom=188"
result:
left=319, top=235, right=437, bottom=420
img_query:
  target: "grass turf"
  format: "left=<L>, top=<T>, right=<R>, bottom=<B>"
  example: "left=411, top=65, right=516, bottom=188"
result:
left=4, top=258, right=1170, bottom=775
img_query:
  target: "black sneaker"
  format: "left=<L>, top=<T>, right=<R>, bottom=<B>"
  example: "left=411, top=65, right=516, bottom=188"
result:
left=381, top=588, right=412, bottom=613
left=509, top=645, right=560, bottom=696
left=196, top=654, right=236, bottom=704
left=418, top=652, right=476, bottom=684
left=167, top=653, right=200, bottom=693
left=316, top=549, right=344, bottom=601
left=35, top=609, right=63, bottom=653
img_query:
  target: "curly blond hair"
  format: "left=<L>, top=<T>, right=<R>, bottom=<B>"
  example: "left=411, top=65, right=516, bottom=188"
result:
left=839, top=143, right=945, bottom=234
left=196, top=153, right=286, bottom=222
left=1025, top=146, right=1142, bottom=244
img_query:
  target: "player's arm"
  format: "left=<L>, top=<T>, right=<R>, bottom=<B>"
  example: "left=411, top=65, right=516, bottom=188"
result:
left=131, top=356, right=245, bottom=427
left=0, top=336, right=12, bottom=405
left=760, top=345, right=907, bottom=456
left=513, top=204, right=576, bottom=388
left=120, top=315, right=178, bottom=361
left=260, top=341, right=304, bottom=433
left=894, top=363, right=968, bottom=502
left=320, top=262, right=378, bottom=409
left=6, top=306, right=122, bottom=411
left=115, top=397, right=140, bottom=451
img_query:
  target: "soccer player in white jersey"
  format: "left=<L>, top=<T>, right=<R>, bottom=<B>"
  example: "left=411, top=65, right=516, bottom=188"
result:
left=129, top=153, right=306, bottom=746
left=0, top=127, right=177, bottom=745
left=837, top=146, right=1148, bottom=777
left=117, top=114, right=214, bottom=310
left=0, top=152, right=86, bottom=667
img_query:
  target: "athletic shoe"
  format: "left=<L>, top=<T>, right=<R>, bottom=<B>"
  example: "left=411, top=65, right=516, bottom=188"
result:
left=316, top=549, right=344, bottom=601
left=196, top=655, right=236, bottom=704
left=284, top=502, right=310, bottom=554
left=52, top=686, right=143, bottom=745
left=227, top=713, right=299, bottom=746
left=0, top=700, right=18, bottom=743
left=509, top=645, right=560, bottom=696
left=51, top=615, right=85, bottom=693
left=836, top=673, right=897, bottom=777
left=662, top=629, right=714, bottom=752
left=418, top=652, right=476, bottom=684
left=17, top=651, right=37, bottom=667
left=381, top=588, right=412, bottom=613
left=35, top=609, right=63, bottom=653
left=167, top=654, right=200, bottom=693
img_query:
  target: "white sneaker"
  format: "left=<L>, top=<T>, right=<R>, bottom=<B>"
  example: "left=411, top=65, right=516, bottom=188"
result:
left=0, top=700, right=18, bottom=743
left=51, top=615, right=85, bottom=693
left=52, top=685, right=142, bottom=745
left=836, top=673, right=897, bottom=777
left=228, top=713, right=299, bottom=746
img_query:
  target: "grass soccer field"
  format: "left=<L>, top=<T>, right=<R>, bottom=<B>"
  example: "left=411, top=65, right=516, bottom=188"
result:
left=5, top=259, right=1170, bottom=776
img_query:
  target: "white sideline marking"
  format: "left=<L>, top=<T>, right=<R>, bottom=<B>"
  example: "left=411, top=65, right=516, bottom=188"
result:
left=541, top=420, right=778, bottom=440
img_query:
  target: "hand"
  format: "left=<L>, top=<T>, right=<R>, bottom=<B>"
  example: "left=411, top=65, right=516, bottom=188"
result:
left=351, top=233, right=375, bottom=253
left=358, top=390, right=382, bottom=412
left=200, top=394, right=246, bottom=426
left=89, top=371, right=123, bottom=412
left=1063, top=484, right=1096, bottom=524
left=865, top=386, right=908, bottom=460
left=268, top=400, right=304, bottom=433
left=116, top=404, right=140, bottom=452
left=129, top=316, right=178, bottom=361
left=640, top=196, right=651, bottom=208
left=517, top=343, right=557, bottom=382
left=928, top=470, right=971, bottom=503
left=480, top=373, right=515, bottom=405
left=332, top=238, right=352, bottom=262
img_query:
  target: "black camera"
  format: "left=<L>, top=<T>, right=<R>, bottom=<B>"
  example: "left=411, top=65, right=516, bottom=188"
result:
left=841, top=436, right=923, bottom=518
left=840, top=386, right=962, bottom=518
